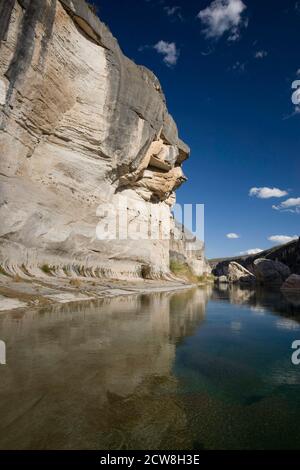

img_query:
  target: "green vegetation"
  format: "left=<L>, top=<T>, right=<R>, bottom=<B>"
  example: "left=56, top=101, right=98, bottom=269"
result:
left=170, top=261, right=198, bottom=283
left=197, top=274, right=215, bottom=283
left=170, top=261, right=215, bottom=284
left=41, top=264, right=53, bottom=275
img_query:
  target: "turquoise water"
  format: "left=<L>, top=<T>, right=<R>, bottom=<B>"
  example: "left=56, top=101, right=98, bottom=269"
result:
left=0, top=286, right=300, bottom=449
left=173, top=288, right=300, bottom=449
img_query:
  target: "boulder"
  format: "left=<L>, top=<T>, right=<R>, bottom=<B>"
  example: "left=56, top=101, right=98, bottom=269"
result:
left=218, top=275, right=229, bottom=284
left=253, top=259, right=291, bottom=286
left=228, top=262, right=256, bottom=285
left=281, top=274, right=300, bottom=292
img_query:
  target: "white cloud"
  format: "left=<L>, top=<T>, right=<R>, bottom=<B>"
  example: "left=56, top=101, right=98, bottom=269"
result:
left=296, top=69, right=300, bottom=76
left=164, top=6, right=183, bottom=20
left=164, top=6, right=179, bottom=15
left=201, top=46, right=215, bottom=56
left=231, top=60, right=246, bottom=72
left=240, top=248, right=263, bottom=255
left=254, top=50, right=268, bottom=59
left=197, top=0, right=247, bottom=41
left=268, top=235, right=298, bottom=245
left=272, top=197, right=300, bottom=213
left=154, top=40, right=179, bottom=66
left=249, top=187, right=288, bottom=199
left=226, top=233, right=240, bottom=239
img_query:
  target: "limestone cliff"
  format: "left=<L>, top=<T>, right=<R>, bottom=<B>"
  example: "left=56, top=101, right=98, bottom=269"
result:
left=0, top=0, right=205, bottom=280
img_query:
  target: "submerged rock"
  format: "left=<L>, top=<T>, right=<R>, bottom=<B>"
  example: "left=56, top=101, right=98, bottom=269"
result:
left=228, top=262, right=256, bottom=285
left=253, top=259, right=291, bottom=286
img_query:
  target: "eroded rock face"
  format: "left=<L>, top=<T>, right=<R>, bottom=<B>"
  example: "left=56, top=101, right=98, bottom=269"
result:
left=170, top=222, right=211, bottom=277
left=253, top=259, right=291, bottom=286
left=228, top=262, right=256, bottom=285
left=0, top=0, right=201, bottom=280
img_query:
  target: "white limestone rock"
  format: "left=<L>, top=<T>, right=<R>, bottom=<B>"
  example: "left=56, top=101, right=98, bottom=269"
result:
left=0, top=0, right=200, bottom=280
left=228, top=262, right=256, bottom=285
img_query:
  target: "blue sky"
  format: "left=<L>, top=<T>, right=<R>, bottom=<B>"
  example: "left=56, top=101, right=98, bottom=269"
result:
left=97, top=0, right=300, bottom=258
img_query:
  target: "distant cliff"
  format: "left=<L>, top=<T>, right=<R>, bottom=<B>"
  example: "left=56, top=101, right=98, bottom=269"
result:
left=210, top=238, right=300, bottom=277
left=0, top=0, right=207, bottom=280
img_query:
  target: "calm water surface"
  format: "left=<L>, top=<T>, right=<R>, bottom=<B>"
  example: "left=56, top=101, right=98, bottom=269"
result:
left=0, top=286, right=300, bottom=450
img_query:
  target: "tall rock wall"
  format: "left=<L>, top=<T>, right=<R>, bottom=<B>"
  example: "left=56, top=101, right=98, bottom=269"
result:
left=0, top=0, right=205, bottom=280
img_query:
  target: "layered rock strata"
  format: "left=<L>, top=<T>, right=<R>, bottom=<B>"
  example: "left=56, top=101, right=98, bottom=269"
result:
left=228, top=262, right=256, bottom=285
left=0, top=0, right=206, bottom=280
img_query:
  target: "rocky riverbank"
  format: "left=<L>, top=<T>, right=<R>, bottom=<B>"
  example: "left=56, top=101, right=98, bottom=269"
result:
left=0, top=273, right=197, bottom=312
left=211, top=239, right=300, bottom=293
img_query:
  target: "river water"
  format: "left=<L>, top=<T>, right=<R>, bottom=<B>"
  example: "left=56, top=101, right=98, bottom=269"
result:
left=0, top=285, right=300, bottom=450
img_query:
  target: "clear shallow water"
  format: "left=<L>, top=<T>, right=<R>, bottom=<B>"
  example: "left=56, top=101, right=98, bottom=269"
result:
left=0, top=286, right=300, bottom=450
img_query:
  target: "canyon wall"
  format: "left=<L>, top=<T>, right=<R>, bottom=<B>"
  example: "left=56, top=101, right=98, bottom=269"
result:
left=210, top=238, right=300, bottom=277
left=0, top=0, right=207, bottom=280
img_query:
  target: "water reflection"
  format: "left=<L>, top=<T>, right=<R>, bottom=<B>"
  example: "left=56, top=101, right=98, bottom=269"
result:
left=0, top=288, right=211, bottom=450
left=0, top=284, right=300, bottom=450
left=213, top=284, right=300, bottom=324
left=175, top=286, right=300, bottom=450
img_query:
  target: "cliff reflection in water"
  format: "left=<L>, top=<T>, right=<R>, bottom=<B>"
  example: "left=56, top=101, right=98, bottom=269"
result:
left=213, top=284, right=300, bottom=323
left=0, top=288, right=211, bottom=450
left=1, top=285, right=300, bottom=450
